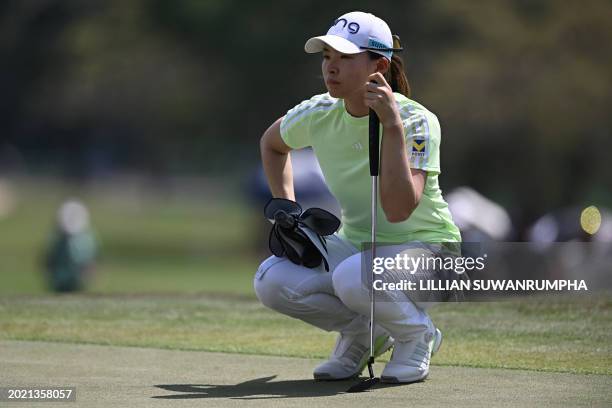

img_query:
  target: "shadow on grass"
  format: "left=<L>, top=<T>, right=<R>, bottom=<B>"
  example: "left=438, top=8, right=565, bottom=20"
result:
left=153, top=375, right=408, bottom=399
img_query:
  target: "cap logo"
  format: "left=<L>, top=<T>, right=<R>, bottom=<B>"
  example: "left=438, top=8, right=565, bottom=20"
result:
left=331, top=18, right=360, bottom=34
left=368, top=39, right=387, bottom=50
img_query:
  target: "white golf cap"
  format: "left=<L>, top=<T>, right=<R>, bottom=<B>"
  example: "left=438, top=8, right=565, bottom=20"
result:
left=305, top=11, right=394, bottom=60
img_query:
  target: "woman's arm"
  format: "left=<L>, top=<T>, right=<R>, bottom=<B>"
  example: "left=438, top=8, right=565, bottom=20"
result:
left=379, top=122, right=426, bottom=222
left=365, top=73, right=426, bottom=223
left=260, top=117, right=296, bottom=200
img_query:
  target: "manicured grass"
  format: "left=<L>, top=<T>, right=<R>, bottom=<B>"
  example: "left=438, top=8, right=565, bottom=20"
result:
left=0, top=292, right=609, bottom=375
left=1, top=179, right=611, bottom=377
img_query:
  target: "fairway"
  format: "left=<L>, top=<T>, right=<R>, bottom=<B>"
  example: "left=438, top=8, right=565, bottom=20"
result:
left=1, top=340, right=610, bottom=408
left=1, top=293, right=610, bottom=375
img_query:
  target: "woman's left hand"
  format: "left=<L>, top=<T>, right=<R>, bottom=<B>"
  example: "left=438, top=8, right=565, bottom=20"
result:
left=364, top=72, right=402, bottom=128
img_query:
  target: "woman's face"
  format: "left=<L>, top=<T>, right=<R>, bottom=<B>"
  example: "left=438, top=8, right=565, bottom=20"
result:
left=321, top=47, right=378, bottom=99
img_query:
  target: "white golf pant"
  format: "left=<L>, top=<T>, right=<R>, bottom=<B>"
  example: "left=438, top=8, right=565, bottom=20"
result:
left=253, top=234, right=438, bottom=342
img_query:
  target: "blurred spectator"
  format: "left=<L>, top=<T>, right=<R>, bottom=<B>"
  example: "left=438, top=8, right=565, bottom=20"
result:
left=446, top=186, right=513, bottom=242
left=526, top=206, right=612, bottom=284
left=446, top=186, right=515, bottom=285
left=44, top=200, right=97, bottom=292
left=527, top=206, right=612, bottom=245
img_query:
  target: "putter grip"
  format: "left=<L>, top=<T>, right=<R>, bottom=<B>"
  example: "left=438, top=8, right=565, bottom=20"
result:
left=369, top=109, right=380, bottom=176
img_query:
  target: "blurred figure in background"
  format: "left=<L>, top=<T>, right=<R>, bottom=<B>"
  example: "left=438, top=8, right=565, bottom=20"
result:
left=527, top=206, right=612, bottom=245
left=446, top=186, right=515, bottom=286
left=44, top=200, right=97, bottom=292
left=446, top=186, right=513, bottom=243
left=527, top=206, right=612, bottom=285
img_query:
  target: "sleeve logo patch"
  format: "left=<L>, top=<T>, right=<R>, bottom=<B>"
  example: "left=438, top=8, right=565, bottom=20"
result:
left=412, top=139, right=426, bottom=157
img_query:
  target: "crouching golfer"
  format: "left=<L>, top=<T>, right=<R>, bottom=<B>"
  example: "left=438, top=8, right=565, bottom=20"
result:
left=255, top=11, right=462, bottom=384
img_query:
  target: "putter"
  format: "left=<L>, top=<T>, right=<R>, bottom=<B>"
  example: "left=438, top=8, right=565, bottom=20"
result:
left=347, top=101, right=380, bottom=393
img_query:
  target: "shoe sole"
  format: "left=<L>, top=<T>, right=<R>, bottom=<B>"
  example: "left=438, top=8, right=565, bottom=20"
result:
left=380, top=370, right=428, bottom=384
left=313, top=335, right=394, bottom=381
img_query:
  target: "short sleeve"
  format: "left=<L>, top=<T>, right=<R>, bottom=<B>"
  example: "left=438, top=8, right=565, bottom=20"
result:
left=279, top=99, right=313, bottom=149
left=403, top=111, right=441, bottom=174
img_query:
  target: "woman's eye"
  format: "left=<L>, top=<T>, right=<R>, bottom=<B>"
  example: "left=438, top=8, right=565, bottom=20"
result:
left=323, top=55, right=330, bottom=60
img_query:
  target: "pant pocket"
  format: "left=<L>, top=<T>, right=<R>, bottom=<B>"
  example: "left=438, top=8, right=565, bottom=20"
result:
left=255, top=256, right=286, bottom=281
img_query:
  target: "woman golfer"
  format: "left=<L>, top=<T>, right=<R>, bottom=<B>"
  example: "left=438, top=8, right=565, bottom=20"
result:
left=255, top=11, right=462, bottom=384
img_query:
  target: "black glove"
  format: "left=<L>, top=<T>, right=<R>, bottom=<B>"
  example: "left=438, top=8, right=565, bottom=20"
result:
left=264, top=198, right=341, bottom=271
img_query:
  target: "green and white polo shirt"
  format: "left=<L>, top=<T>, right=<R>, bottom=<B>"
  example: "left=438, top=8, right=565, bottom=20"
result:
left=280, top=92, right=461, bottom=248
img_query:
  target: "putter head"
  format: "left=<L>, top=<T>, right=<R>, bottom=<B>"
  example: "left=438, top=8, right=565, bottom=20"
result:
left=347, top=359, right=379, bottom=393
left=346, top=376, right=379, bottom=393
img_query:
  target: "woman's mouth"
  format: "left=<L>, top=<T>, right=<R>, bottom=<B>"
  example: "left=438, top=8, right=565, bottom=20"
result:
left=326, top=79, right=341, bottom=86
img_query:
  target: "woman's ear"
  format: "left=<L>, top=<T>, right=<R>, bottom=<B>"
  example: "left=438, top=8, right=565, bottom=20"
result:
left=376, top=57, right=390, bottom=75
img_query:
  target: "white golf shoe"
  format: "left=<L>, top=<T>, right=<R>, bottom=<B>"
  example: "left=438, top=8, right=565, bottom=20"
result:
left=313, top=327, right=394, bottom=381
left=380, top=325, right=443, bottom=383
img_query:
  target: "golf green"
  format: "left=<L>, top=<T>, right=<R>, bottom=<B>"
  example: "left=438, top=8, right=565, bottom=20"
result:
left=1, top=340, right=610, bottom=407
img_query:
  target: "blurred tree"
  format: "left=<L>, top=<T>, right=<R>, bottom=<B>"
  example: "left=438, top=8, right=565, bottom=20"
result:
left=0, top=0, right=610, bottom=232
left=418, top=0, right=612, bottom=227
